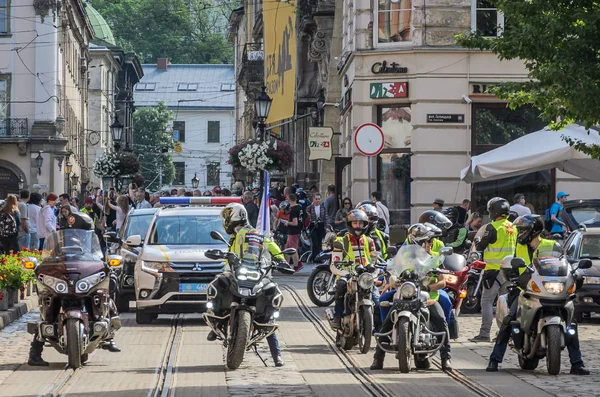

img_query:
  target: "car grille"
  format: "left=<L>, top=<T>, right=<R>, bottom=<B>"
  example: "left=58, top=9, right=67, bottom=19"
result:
left=170, top=262, right=224, bottom=274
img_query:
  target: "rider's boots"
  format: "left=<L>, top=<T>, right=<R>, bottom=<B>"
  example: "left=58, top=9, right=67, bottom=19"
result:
left=28, top=339, right=49, bottom=366
left=370, top=347, right=385, bottom=370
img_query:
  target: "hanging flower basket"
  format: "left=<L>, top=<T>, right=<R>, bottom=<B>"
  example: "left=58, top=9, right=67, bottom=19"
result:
left=93, top=152, right=140, bottom=178
left=228, top=139, right=294, bottom=172
left=118, top=153, right=140, bottom=175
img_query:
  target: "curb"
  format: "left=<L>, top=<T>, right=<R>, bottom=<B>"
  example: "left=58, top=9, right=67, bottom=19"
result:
left=0, top=293, right=38, bottom=331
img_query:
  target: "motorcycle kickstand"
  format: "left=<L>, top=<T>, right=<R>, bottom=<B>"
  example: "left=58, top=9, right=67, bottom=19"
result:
left=252, top=345, right=269, bottom=367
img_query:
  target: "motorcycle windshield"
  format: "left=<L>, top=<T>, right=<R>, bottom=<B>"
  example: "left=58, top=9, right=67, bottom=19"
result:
left=532, top=251, right=569, bottom=277
left=42, top=229, right=103, bottom=262
left=240, top=231, right=271, bottom=270
left=390, top=244, right=443, bottom=279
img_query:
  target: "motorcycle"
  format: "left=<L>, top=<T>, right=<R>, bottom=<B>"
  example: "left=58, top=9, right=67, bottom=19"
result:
left=23, top=229, right=122, bottom=369
left=460, top=248, right=487, bottom=314
left=203, top=231, right=295, bottom=370
left=440, top=252, right=467, bottom=339
left=496, top=252, right=592, bottom=375
left=306, top=231, right=341, bottom=307
left=375, top=244, right=450, bottom=373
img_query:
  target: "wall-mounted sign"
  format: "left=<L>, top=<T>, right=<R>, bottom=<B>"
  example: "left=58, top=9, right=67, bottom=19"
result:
left=371, top=61, right=408, bottom=74
left=370, top=82, right=408, bottom=99
left=470, top=83, right=497, bottom=96
left=308, top=127, right=334, bottom=161
left=33, top=184, right=48, bottom=189
left=427, top=114, right=465, bottom=123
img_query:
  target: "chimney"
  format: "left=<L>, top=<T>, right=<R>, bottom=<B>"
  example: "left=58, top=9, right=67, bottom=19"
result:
left=157, top=58, right=169, bottom=70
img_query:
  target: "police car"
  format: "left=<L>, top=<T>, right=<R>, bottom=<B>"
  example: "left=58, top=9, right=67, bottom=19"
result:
left=126, top=197, right=239, bottom=324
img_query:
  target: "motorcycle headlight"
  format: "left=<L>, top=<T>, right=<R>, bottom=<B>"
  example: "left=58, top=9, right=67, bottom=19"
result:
left=400, top=282, right=417, bottom=299
left=358, top=272, right=375, bottom=290
left=445, top=275, right=459, bottom=284
left=39, top=275, right=69, bottom=294
left=543, top=282, right=564, bottom=295
left=76, top=272, right=106, bottom=294
left=236, top=266, right=260, bottom=281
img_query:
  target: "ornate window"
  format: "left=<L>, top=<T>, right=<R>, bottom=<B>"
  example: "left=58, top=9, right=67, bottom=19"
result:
left=207, top=121, right=220, bottom=143
left=0, top=0, right=9, bottom=34
left=173, top=162, right=185, bottom=185
left=377, top=0, right=412, bottom=44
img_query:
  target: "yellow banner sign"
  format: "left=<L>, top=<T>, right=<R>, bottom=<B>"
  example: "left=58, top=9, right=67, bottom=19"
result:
left=263, top=0, right=296, bottom=125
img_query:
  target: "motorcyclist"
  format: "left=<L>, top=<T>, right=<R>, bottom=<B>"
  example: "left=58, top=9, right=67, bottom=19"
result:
left=331, top=209, right=378, bottom=331
left=206, top=203, right=292, bottom=367
left=371, top=223, right=453, bottom=371
left=357, top=203, right=389, bottom=260
left=28, top=211, right=120, bottom=367
left=470, top=197, right=517, bottom=343
left=486, top=214, right=590, bottom=375
left=440, top=207, right=470, bottom=255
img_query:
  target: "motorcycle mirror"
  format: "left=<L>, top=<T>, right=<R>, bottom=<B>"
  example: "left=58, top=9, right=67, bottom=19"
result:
left=511, top=257, right=526, bottom=269
left=277, top=265, right=295, bottom=275
left=210, top=231, right=230, bottom=246
left=205, top=249, right=225, bottom=260
left=386, top=246, right=398, bottom=257
left=282, top=248, right=296, bottom=256
left=577, top=258, right=593, bottom=270
left=440, top=247, right=453, bottom=256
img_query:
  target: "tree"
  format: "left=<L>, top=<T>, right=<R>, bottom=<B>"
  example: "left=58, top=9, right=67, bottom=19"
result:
left=457, top=0, right=600, bottom=158
left=91, top=0, right=234, bottom=64
left=133, top=103, right=175, bottom=191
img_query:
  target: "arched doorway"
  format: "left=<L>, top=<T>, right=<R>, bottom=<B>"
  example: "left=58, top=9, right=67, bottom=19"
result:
left=0, top=167, right=20, bottom=199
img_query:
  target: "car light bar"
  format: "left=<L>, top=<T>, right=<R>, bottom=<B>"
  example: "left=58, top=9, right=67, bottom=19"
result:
left=159, top=197, right=242, bottom=205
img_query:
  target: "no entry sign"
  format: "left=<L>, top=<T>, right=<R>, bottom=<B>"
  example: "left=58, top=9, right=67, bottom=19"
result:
left=354, top=123, right=384, bottom=157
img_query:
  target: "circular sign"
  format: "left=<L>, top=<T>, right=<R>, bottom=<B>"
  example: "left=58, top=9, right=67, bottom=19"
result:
left=354, top=123, right=384, bottom=157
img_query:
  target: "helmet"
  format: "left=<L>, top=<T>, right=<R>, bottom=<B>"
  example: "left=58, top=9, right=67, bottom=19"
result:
left=346, top=209, right=369, bottom=237
left=355, top=200, right=373, bottom=209
left=441, top=207, right=459, bottom=226
left=407, top=223, right=440, bottom=246
left=487, top=197, right=510, bottom=220
left=514, top=214, right=544, bottom=245
left=357, top=203, right=379, bottom=231
left=279, top=201, right=290, bottom=211
left=220, top=203, right=248, bottom=234
left=418, top=210, right=452, bottom=232
left=507, top=210, right=519, bottom=223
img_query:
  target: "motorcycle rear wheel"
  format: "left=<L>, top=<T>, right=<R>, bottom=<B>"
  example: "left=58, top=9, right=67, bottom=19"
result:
left=460, top=283, right=481, bottom=314
left=226, top=311, right=251, bottom=370
left=396, top=317, right=411, bottom=373
left=518, top=355, right=539, bottom=370
left=358, top=306, right=373, bottom=354
left=546, top=325, right=562, bottom=375
left=66, top=318, right=83, bottom=369
left=307, top=269, right=335, bottom=307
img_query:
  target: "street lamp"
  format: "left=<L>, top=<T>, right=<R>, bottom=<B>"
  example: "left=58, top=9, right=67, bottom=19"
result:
left=35, top=151, right=43, bottom=175
left=110, top=115, right=124, bottom=151
left=18, top=176, right=24, bottom=190
left=254, top=86, right=272, bottom=203
left=316, top=89, right=325, bottom=127
left=191, top=173, right=199, bottom=189
left=71, top=174, right=79, bottom=190
left=65, top=161, right=73, bottom=175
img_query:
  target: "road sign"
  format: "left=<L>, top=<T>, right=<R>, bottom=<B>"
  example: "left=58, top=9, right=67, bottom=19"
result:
left=354, top=123, right=384, bottom=157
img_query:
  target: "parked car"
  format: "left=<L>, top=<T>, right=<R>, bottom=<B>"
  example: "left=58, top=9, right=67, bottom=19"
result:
left=562, top=199, right=600, bottom=231
left=104, top=208, right=158, bottom=312
left=128, top=206, right=230, bottom=324
left=563, top=226, right=600, bottom=321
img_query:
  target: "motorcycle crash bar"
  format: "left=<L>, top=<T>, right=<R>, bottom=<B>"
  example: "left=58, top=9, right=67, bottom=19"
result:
left=159, top=197, right=242, bottom=206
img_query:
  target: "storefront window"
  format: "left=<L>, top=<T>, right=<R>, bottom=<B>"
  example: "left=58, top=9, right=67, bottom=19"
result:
left=381, top=106, right=411, bottom=149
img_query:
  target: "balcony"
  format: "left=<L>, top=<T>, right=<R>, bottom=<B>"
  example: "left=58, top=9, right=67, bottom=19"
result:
left=238, top=42, right=264, bottom=95
left=0, top=118, right=29, bottom=138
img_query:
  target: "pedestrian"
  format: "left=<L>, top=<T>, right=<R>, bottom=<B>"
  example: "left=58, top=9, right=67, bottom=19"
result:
left=470, top=197, right=516, bottom=343
left=456, top=199, right=470, bottom=226
left=242, top=191, right=259, bottom=228
left=285, top=193, right=303, bottom=271
left=509, top=193, right=531, bottom=217
left=549, top=191, right=570, bottom=237
left=177, top=188, right=185, bottom=197
left=213, top=187, right=223, bottom=196
left=58, top=193, right=78, bottom=214
left=307, top=193, right=331, bottom=262
left=0, top=195, right=21, bottom=254
left=192, top=189, right=201, bottom=197
left=36, top=193, right=58, bottom=250
left=433, top=198, right=445, bottom=212
left=133, top=189, right=152, bottom=209
left=202, top=190, right=212, bottom=197
left=334, top=197, right=353, bottom=233
left=371, top=191, right=390, bottom=233
left=17, top=190, right=31, bottom=250
left=105, top=195, right=130, bottom=233
left=324, top=184, right=339, bottom=227
left=27, top=193, right=42, bottom=251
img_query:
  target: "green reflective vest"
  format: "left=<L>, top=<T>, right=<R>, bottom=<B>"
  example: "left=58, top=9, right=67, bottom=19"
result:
left=484, top=219, right=517, bottom=271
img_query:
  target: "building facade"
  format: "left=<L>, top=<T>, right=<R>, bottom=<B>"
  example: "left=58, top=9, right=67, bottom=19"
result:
left=0, top=0, right=93, bottom=198
left=134, top=61, right=235, bottom=191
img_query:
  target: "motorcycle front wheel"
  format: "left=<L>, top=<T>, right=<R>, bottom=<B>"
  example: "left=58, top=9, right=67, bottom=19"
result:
left=66, top=318, right=83, bottom=369
left=307, top=269, right=335, bottom=307
left=545, top=325, right=562, bottom=375
left=396, top=317, right=411, bottom=373
left=460, top=282, right=481, bottom=314
left=226, top=310, right=251, bottom=370
left=358, top=306, right=373, bottom=354
left=518, top=355, right=539, bottom=370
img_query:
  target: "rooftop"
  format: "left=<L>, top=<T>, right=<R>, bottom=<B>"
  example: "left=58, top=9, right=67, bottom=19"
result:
left=85, top=2, right=116, bottom=46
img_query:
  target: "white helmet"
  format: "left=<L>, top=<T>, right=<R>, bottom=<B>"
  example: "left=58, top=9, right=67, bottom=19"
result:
left=220, top=203, right=248, bottom=234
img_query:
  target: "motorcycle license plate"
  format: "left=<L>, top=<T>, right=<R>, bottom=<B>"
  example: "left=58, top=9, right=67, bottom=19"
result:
left=178, top=283, right=208, bottom=293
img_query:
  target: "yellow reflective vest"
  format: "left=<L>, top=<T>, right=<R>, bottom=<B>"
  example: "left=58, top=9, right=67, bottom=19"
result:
left=514, top=238, right=556, bottom=275
left=371, top=228, right=388, bottom=260
left=402, top=237, right=444, bottom=256
left=484, top=219, right=517, bottom=271
left=227, top=226, right=284, bottom=270
left=333, top=234, right=376, bottom=270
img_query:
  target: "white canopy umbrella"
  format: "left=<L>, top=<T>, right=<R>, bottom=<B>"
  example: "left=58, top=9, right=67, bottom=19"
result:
left=461, top=123, right=600, bottom=183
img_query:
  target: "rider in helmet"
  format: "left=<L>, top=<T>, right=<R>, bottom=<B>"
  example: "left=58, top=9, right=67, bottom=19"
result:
left=439, top=207, right=470, bottom=255
left=357, top=203, right=390, bottom=260
left=331, top=209, right=378, bottom=330
left=416, top=210, right=452, bottom=255
left=371, top=223, right=453, bottom=372
left=206, top=203, right=292, bottom=367
left=486, top=215, right=589, bottom=375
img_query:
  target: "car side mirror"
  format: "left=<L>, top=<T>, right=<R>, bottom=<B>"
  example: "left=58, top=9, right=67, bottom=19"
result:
left=578, top=259, right=593, bottom=270
left=125, top=235, right=142, bottom=247
left=210, top=231, right=230, bottom=246
left=511, top=257, right=526, bottom=269
left=386, top=246, right=398, bottom=258
left=440, top=247, right=453, bottom=256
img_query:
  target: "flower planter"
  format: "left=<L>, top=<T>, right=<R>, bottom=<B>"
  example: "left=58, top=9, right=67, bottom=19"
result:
left=5, top=288, right=15, bottom=308
left=0, top=290, right=9, bottom=311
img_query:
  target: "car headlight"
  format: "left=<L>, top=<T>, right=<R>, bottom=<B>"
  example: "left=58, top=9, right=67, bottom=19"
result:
left=399, top=282, right=417, bottom=299
left=39, top=274, right=69, bottom=294
left=445, top=275, right=459, bottom=284
left=584, top=276, right=600, bottom=285
left=141, top=261, right=167, bottom=275
left=358, top=272, right=375, bottom=290
left=76, top=271, right=106, bottom=293
left=543, top=282, right=564, bottom=295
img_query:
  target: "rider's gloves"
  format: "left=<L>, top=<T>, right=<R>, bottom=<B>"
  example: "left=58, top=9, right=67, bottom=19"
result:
left=356, top=266, right=365, bottom=275
left=366, top=264, right=376, bottom=273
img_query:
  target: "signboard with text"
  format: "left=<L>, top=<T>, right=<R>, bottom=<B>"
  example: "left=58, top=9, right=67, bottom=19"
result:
left=370, top=82, right=408, bottom=99
left=427, top=114, right=465, bottom=123
left=308, top=127, right=333, bottom=161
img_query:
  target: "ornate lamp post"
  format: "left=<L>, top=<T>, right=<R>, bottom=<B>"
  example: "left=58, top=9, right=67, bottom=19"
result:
left=110, top=115, right=124, bottom=152
left=65, top=160, right=73, bottom=193
left=70, top=174, right=79, bottom=196
left=18, top=176, right=24, bottom=190
left=254, top=86, right=272, bottom=195
left=191, top=173, right=199, bottom=189
left=35, top=151, right=44, bottom=175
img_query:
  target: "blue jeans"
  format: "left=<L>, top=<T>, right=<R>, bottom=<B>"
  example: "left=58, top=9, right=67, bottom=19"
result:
left=29, top=233, right=39, bottom=251
left=380, top=290, right=395, bottom=324
left=438, top=289, right=453, bottom=325
left=18, top=234, right=30, bottom=251
left=266, top=333, right=281, bottom=358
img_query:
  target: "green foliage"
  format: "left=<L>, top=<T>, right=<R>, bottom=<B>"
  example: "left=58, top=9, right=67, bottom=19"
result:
left=456, top=0, right=600, bottom=159
left=90, top=0, right=234, bottom=64
left=133, top=103, right=176, bottom=190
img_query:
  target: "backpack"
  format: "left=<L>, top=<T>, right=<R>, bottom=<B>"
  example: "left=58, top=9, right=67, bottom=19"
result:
left=0, top=212, right=18, bottom=238
left=544, top=207, right=553, bottom=232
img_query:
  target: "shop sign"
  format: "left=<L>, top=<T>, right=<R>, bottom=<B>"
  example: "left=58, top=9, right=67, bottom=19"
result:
left=371, top=61, right=408, bottom=74
left=308, top=127, right=333, bottom=161
left=427, top=114, right=465, bottom=123
left=370, top=82, right=408, bottom=99
left=470, top=83, right=497, bottom=96
left=33, top=184, right=48, bottom=189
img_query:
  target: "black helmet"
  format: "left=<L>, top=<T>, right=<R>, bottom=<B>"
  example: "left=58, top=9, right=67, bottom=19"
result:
left=407, top=223, right=440, bottom=246
left=357, top=203, right=379, bottom=231
left=487, top=197, right=510, bottom=220
left=441, top=207, right=459, bottom=226
left=507, top=210, right=519, bottom=223
left=514, top=214, right=544, bottom=245
left=418, top=210, right=452, bottom=232
left=346, top=209, right=369, bottom=237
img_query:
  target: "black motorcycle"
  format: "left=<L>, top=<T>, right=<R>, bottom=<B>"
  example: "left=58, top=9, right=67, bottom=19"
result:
left=203, top=231, right=295, bottom=370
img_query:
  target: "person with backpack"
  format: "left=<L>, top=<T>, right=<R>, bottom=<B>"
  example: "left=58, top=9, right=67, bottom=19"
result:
left=547, top=191, right=570, bottom=238
left=0, top=195, right=21, bottom=254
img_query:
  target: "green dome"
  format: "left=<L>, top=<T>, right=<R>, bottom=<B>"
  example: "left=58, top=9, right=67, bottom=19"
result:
left=85, top=3, right=116, bottom=46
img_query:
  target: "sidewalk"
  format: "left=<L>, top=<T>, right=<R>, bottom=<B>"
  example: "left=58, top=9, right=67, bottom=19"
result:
left=0, top=292, right=38, bottom=331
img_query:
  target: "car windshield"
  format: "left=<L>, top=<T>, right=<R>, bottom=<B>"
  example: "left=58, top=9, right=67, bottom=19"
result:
left=581, top=235, right=600, bottom=259
left=565, top=205, right=600, bottom=227
left=390, top=244, right=443, bottom=280
left=147, top=215, right=228, bottom=245
left=124, top=214, right=154, bottom=242
left=42, top=229, right=103, bottom=262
